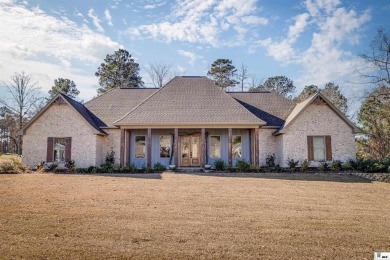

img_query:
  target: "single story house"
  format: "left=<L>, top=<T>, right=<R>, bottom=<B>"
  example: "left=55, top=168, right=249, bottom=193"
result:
left=19, top=76, right=359, bottom=169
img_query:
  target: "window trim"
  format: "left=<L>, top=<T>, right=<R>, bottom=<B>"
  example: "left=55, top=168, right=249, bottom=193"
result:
left=209, top=135, right=221, bottom=159
left=308, top=135, right=332, bottom=162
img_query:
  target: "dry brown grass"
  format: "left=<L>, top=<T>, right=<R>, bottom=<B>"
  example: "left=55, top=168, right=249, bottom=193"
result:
left=0, top=172, right=389, bottom=259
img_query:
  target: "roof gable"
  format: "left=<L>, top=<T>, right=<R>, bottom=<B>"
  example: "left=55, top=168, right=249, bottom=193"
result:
left=19, top=93, right=106, bottom=135
left=114, top=76, right=266, bottom=126
left=275, top=92, right=360, bottom=135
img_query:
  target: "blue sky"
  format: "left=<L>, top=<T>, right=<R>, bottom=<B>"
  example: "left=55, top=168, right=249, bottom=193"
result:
left=0, top=0, right=389, bottom=107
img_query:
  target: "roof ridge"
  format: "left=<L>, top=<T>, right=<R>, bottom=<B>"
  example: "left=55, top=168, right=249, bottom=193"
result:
left=112, top=77, right=177, bottom=124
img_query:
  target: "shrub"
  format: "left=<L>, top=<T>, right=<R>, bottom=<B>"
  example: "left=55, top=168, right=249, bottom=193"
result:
left=75, top=168, right=87, bottom=173
left=286, top=158, right=299, bottom=171
left=105, top=149, right=115, bottom=166
left=65, top=160, right=76, bottom=172
left=153, top=162, right=166, bottom=172
left=214, top=159, right=226, bottom=171
left=47, top=163, right=58, bottom=172
left=235, top=159, right=250, bottom=172
left=300, top=159, right=310, bottom=172
left=141, top=166, right=154, bottom=173
left=266, top=154, right=276, bottom=168
left=249, top=164, right=261, bottom=173
left=225, top=164, right=236, bottom=172
left=330, top=160, right=342, bottom=171
left=36, top=161, right=46, bottom=173
left=318, top=161, right=329, bottom=171
left=0, top=160, right=18, bottom=173
left=342, top=161, right=353, bottom=171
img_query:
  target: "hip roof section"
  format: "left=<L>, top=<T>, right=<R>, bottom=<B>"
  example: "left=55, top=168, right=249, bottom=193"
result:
left=114, top=76, right=266, bottom=126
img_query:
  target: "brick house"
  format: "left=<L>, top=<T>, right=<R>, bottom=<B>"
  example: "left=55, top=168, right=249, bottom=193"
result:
left=18, top=76, right=359, bottom=169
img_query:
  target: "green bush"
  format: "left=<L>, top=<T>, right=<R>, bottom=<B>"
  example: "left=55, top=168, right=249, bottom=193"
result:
left=318, top=162, right=329, bottom=171
left=300, top=159, right=310, bottom=172
left=342, top=161, right=353, bottom=171
left=214, top=159, right=226, bottom=171
left=153, top=162, right=166, bottom=172
left=266, top=154, right=276, bottom=168
left=235, top=159, right=250, bottom=172
left=330, top=160, right=342, bottom=171
left=286, top=157, right=299, bottom=170
left=47, top=163, right=58, bottom=172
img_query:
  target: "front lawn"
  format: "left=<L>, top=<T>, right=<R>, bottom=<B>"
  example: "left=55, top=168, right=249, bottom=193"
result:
left=0, top=173, right=389, bottom=259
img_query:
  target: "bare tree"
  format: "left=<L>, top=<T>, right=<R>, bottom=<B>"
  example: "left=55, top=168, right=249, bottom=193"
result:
left=144, top=62, right=173, bottom=88
left=249, top=74, right=262, bottom=90
left=236, top=63, right=249, bottom=91
left=0, top=72, right=42, bottom=154
left=360, top=27, right=390, bottom=89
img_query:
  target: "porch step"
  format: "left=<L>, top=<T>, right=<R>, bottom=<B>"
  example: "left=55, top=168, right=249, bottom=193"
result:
left=176, top=167, right=204, bottom=173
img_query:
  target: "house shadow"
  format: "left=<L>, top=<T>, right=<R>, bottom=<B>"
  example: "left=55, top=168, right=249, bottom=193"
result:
left=55, top=172, right=162, bottom=179
left=189, top=172, right=372, bottom=183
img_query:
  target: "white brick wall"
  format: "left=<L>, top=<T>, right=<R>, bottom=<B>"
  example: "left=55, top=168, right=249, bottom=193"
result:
left=23, top=103, right=99, bottom=168
left=278, top=103, right=356, bottom=167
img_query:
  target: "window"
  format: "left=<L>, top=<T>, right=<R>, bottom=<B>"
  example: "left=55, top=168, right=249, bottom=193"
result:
left=232, top=135, right=242, bottom=158
left=47, top=137, right=71, bottom=162
left=313, top=136, right=325, bottom=161
left=135, top=136, right=146, bottom=158
left=210, top=136, right=221, bottom=158
left=160, top=135, right=171, bottom=158
left=54, top=138, right=66, bottom=162
left=308, top=136, right=332, bottom=161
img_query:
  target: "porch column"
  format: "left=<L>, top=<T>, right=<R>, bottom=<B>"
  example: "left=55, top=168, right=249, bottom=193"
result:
left=120, top=128, right=125, bottom=166
left=228, top=128, right=232, bottom=166
left=250, top=129, right=255, bottom=165
left=200, top=128, right=205, bottom=166
left=254, top=128, right=259, bottom=166
left=174, top=128, right=179, bottom=167
left=147, top=128, right=152, bottom=168
left=125, top=130, right=131, bottom=166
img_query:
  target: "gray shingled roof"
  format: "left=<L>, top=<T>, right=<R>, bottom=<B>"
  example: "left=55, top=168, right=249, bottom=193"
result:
left=85, top=88, right=157, bottom=127
left=114, top=76, right=265, bottom=126
left=229, top=92, right=296, bottom=127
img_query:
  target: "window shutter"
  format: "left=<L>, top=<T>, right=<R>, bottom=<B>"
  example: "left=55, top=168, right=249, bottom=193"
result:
left=325, top=135, right=332, bottom=161
left=47, top=137, right=54, bottom=162
left=65, top=137, right=72, bottom=162
left=307, top=136, right=314, bottom=161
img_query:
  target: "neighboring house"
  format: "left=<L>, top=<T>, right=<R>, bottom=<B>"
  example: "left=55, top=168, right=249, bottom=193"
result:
left=18, top=76, right=359, bottom=169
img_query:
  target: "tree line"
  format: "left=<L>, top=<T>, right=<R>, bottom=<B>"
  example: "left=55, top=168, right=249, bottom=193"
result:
left=0, top=28, right=389, bottom=160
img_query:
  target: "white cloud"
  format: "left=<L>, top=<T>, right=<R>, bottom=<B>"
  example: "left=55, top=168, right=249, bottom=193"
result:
left=177, top=50, right=200, bottom=65
left=104, top=9, right=113, bottom=26
left=257, top=0, right=371, bottom=88
left=144, top=2, right=166, bottom=9
left=0, top=2, right=122, bottom=100
left=131, top=0, right=268, bottom=47
left=88, top=8, right=104, bottom=32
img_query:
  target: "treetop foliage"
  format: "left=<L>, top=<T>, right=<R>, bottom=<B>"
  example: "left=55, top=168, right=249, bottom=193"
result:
left=95, top=49, right=143, bottom=95
left=207, top=59, right=238, bottom=90
left=48, top=78, right=79, bottom=100
left=249, top=75, right=296, bottom=99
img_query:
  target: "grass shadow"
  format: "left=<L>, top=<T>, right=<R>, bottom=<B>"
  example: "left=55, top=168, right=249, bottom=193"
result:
left=53, top=172, right=163, bottom=179
left=189, top=172, right=372, bottom=183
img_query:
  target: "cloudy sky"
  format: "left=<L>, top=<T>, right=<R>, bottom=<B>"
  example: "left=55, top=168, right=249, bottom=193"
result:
left=0, top=0, right=388, bottom=103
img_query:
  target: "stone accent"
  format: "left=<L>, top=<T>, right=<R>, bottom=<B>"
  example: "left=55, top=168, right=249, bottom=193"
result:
left=23, top=103, right=99, bottom=168
left=339, top=172, right=390, bottom=183
left=278, top=103, right=356, bottom=167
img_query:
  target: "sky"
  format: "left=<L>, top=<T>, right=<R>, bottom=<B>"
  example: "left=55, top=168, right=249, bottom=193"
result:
left=0, top=0, right=389, bottom=108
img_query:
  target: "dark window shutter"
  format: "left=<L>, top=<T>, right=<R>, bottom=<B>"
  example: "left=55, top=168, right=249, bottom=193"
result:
left=325, top=135, right=332, bottom=161
left=65, top=137, right=72, bottom=161
left=47, top=137, right=54, bottom=162
left=307, top=136, right=314, bottom=161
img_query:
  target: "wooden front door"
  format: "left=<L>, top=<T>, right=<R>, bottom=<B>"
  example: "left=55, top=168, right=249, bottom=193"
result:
left=180, top=134, right=200, bottom=167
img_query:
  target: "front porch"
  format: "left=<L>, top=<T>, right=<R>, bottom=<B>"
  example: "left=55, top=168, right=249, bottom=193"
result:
left=119, top=127, right=260, bottom=169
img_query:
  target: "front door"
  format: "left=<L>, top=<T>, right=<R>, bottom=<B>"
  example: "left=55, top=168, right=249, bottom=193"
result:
left=180, top=134, right=200, bottom=167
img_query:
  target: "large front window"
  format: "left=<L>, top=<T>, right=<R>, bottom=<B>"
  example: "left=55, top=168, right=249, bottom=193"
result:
left=135, top=136, right=146, bottom=158
left=210, top=136, right=221, bottom=158
left=160, top=135, right=171, bottom=158
left=313, top=136, right=325, bottom=161
left=54, top=138, right=66, bottom=162
left=232, top=135, right=242, bottom=158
